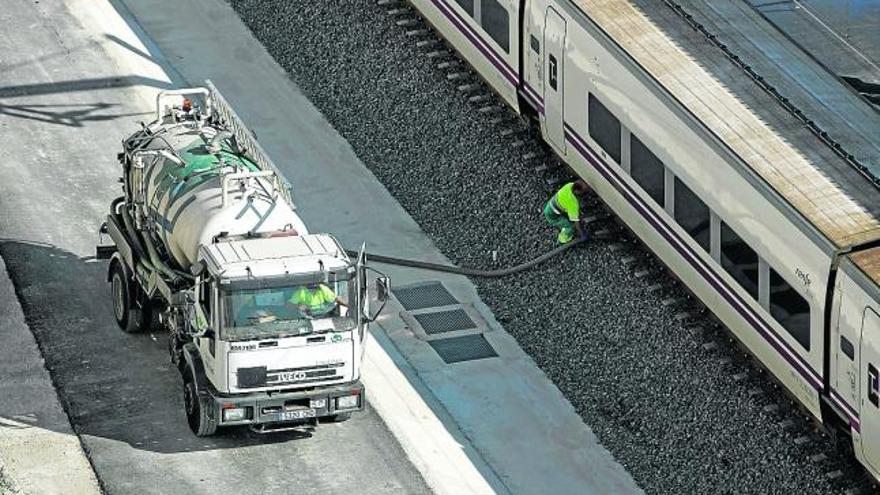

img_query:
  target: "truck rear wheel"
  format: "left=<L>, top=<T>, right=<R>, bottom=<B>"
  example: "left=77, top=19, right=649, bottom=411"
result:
left=183, top=371, right=217, bottom=437
left=110, top=262, right=144, bottom=334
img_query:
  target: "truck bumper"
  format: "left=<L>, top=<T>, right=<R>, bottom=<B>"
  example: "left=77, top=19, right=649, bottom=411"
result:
left=208, top=381, right=365, bottom=427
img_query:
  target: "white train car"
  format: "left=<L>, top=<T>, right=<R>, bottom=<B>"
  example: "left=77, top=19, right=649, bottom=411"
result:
left=408, top=0, right=521, bottom=110
left=406, top=0, right=880, bottom=479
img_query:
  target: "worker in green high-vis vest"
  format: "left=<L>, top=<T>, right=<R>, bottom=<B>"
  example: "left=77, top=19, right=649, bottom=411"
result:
left=287, top=283, right=347, bottom=318
left=544, top=180, right=591, bottom=244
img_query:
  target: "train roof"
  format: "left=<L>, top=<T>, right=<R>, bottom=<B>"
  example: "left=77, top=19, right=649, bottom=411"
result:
left=571, top=0, right=880, bottom=253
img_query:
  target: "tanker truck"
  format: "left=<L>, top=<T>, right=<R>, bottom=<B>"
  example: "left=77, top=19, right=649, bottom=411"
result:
left=96, top=82, right=389, bottom=436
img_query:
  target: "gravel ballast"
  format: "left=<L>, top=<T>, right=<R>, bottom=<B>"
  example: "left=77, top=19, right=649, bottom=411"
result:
left=229, top=1, right=859, bottom=492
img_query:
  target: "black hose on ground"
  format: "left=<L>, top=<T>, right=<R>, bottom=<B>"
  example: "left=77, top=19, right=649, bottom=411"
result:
left=344, top=237, right=587, bottom=278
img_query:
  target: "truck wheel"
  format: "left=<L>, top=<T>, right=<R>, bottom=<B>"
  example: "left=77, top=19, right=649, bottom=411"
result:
left=110, top=262, right=143, bottom=334
left=183, top=371, right=217, bottom=437
left=323, top=412, right=351, bottom=423
left=138, top=299, right=160, bottom=333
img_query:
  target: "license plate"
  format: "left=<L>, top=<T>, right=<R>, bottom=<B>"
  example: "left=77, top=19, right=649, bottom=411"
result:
left=280, top=409, right=316, bottom=420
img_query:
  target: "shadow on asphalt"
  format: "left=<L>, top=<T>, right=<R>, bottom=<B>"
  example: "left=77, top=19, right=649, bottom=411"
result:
left=0, top=102, right=150, bottom=127
left=0, top=240, right=319, bottom=453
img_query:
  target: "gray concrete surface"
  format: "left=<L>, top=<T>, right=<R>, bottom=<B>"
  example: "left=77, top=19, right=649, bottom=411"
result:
left=0, top=1, right=429, bottom=493
left=113, top=0, right=642, bottom=493
left=0, top=253, right=99, bottom=495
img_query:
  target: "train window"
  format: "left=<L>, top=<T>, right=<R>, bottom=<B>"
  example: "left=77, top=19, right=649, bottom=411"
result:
left=453, top=0, right=474, bottom=16
left=588, top=94, right=621, bottom=163
left=769, top=268, right=811, bottom=351
left=720, top=222, right=759, bottom=299
left=841, top=335, right=855, bottom=360
left=674, top=177, right=710, bottom=251
left=530, top=35, right=540, bottom=54
left=630, top=135, right=664, bottom=207
left=482, top=0, right=509, bottom=53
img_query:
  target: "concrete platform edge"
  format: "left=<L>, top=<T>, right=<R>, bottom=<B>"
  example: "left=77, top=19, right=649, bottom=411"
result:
left=0, top=254, right=102, bottom=495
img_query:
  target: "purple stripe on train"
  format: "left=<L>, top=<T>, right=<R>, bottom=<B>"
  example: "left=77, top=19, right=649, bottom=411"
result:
left=830, top=389, right=861, bottom=431
left=427, top=0, right=517, bottom=85
left=424, top=0, right=864, bottom=434
left=562, top=123, right=825, bottom=391
left=523, top=83, right=544, bottom=114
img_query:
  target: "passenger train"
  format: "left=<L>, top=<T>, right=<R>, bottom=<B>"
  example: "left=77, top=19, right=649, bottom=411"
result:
left=405, top=0, right=880, bottom=480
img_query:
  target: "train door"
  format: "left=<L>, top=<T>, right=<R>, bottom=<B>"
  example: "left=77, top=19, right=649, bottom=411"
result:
left=543, top=7, right=566, bottom=151
left=860, top=308, right=880, bottom=472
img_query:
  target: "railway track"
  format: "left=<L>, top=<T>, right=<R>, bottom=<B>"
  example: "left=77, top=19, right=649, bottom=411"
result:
left=232, top=0, right=878, bottom=491
left=372, top=3, right=878, bottom=491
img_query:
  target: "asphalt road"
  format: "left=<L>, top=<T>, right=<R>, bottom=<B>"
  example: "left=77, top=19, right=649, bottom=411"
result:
left=0, top=1, right=429, bottom=493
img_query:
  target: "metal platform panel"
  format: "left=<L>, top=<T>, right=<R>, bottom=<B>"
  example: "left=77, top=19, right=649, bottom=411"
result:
left=413, top=308, right=478, bottom=335
left=392, top=281, right=459, bottom=311
left=429, top=334, right=498, bottom=364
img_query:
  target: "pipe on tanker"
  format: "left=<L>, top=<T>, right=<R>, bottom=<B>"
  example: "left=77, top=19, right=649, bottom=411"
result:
left=142, top=232, right=183, bottom=283
left=117, top=201, right=156, bottom=273
left=208, top=130, right=233, bottom=154
left=119, top=204, right=182, bottom=283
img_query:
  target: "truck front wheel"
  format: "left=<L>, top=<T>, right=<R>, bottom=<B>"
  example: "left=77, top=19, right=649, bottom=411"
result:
left=183, top=371, right=217, bottom=437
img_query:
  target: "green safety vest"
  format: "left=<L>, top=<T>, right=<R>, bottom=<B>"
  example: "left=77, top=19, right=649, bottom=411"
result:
left=551, top=182, right=580, bottom=222
left=289, top=285, right=336, bottom=312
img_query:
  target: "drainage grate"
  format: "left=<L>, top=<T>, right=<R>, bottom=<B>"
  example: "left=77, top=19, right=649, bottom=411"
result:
left=392, top=281, right=459, bottom=311
left=429, top=334, right=498, bottom=363
left=413, top=308, right=477, bottom=335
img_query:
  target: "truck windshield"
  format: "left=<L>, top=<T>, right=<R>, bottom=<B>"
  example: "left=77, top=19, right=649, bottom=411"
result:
left=221, top=279, right=353, bottom=341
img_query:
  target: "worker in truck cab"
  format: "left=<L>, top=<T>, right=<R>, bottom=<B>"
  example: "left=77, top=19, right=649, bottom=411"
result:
left=544, top=180, right=591, bottom=244
left=287, top=283, right=348, bottom=318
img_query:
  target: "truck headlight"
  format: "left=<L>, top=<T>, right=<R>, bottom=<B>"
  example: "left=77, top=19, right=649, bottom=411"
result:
left=336, top=395, right=359, bottom=410
left=222, top=407, right=251, bottom=422
left=310, top=398, right=327, bottom=409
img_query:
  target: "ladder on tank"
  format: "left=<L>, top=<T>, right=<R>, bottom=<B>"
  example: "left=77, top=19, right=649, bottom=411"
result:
left=154, top=81, right=296, bottom=209
left=206, top=80, right=295, bottom=208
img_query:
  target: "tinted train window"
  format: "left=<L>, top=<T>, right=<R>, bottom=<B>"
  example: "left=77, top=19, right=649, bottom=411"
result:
left=769, top=268, right=811, bottom=351
left=720, top=222, right=759, bottom=299
left=482, top=0, right=509, bottom=53
left=454, top=0, right=474, bottom=16
left=630, top=135, right=665, bottom=207
left=674, top=177, right=710, bottom=251
left=588, top=94, right=621, bottom=163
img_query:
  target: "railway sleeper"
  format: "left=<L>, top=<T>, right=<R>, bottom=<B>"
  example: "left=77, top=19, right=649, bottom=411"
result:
left=395, top=18, right=420, bottom=27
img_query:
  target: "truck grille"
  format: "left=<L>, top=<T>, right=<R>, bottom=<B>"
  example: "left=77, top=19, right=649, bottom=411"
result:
left=266, top=363, right=344, bottom=387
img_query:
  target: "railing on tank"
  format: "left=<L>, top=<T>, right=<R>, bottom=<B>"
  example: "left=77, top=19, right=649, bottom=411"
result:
left=205, top=80, right=295, bottom=208
left=153, top=81, right=296, bottom=209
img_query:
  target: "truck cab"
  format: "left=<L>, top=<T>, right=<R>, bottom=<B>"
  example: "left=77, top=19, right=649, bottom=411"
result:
left=176, top=234, right=385, bottom=435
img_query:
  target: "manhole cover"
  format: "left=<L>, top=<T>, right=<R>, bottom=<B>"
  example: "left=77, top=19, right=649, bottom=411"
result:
left=392, top=281, right=459, bottom=311
left=429, top=334, right=498, bottom=364
left=413, top=308, right=477, bottom=335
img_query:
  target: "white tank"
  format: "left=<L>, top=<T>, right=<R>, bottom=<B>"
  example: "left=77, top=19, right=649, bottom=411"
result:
left=133, top=123, right=307, bottom=270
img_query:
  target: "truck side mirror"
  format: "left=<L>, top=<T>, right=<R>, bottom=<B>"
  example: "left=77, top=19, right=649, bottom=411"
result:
left=376, top=277, right=390, bottom=302
left=365, top=276, right=391, bottom=323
